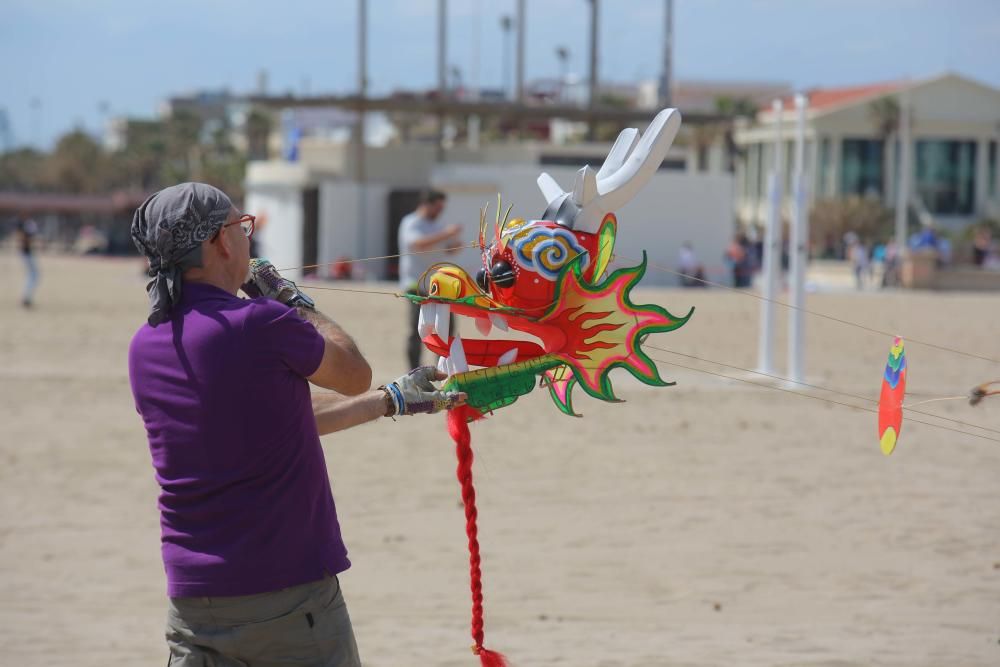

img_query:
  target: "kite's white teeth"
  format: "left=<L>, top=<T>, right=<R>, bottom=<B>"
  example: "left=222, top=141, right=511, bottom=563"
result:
left=418, top=303, right=435, bottom=338
left=489, top=313, right=508, bottom=332
left=434, top=303, right=450, bottom=341
left=449, top=335, right=469, bottom=373
left=475, top=316, right=492, bottom=336
left=418, top=302, right=451, bottom=340
left=497, top=348, right=518, bottom=366
left=437, top=354, right=450, bottom=374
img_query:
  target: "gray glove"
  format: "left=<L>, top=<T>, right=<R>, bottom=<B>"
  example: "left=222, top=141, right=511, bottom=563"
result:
left=382, top=367, right=464, bottom=416
left=242, top=258, right=316, bottom=309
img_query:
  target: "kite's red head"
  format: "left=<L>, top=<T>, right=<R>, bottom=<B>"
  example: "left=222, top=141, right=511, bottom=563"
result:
left=407, top=109, right=691, bottom=416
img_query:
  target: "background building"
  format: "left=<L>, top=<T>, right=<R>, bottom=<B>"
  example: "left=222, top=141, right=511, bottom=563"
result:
left=245, top=135, right=734, bottom=286
left=734, top=73, right=1000, bottom=230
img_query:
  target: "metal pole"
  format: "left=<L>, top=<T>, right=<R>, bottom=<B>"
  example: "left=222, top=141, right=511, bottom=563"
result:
left=515, top=0, right=525, bottom=104
left=500, top=16, right=512, bottom=99
left=587, top=0, right=599, bottom=140
left=356, top=0, right=368, bottom=274
left=437, top=0, right=447, bottom=160
left=467, top=0, right=481, bottom=150
left=515, top=0, right=526, bottom=138
left=757, top=99, right=783, bottom=375
left=660, top=0, right=673, bottom=108
left=788, top=94, right=808, bottom=384
left=894, top=90, right=911, bottom=254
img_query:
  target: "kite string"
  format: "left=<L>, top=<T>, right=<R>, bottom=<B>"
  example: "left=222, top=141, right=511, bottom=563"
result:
left=280, top=244, right=1000, bottom=434
left=281, top=242, right=998, bottom=367
left=645, top=354, right=1000, bottom=445
left=903, top=396, right=968, bottom=408
left=276, top=241, right=481, bottom=274
left=647, top=343, right=1000, bottom=438
left=623, top=254, right=1000, bottom=367
left=274, top=242, right=488, bottom=298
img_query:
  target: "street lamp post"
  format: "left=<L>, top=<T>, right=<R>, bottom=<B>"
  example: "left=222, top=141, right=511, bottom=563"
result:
left=500, top=15, right=513, bottom=100
left=556, top=46, right=570, bottom=102
left=586, top=0, right=599, bottom=140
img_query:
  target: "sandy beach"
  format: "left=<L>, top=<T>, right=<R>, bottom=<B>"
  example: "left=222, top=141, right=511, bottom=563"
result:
left=1, top=253, right=998, bottom=667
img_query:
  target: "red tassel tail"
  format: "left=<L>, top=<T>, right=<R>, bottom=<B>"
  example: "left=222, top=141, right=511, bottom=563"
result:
left=447, top=406, right=508, bottom=667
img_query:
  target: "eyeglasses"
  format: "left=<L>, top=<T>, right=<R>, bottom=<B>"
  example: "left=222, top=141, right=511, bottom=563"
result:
left=212, top=214, right=256, bottom=242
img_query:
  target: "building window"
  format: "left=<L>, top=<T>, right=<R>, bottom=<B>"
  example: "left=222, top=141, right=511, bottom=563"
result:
left=818, top=138, right=830, bottom=197
left=990, top=140, right=997, bottom=198
left=915, top=140, right=977, bottom=215
left=841, top=138, right=884, bottom=197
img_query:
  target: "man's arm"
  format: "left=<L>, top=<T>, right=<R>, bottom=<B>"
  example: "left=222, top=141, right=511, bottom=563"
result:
left=299, top=307, right=373, bottom=396
left=312, top=367, right=465, bottom=436
left=406, top=225, right=462, bottom=252
left=312, top=390, right=389, bottom=436
left=242, top=259, right=372, bottom=395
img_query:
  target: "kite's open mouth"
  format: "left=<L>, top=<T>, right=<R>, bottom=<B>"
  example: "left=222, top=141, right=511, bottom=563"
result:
left=415, top=299, right=547, bottom=376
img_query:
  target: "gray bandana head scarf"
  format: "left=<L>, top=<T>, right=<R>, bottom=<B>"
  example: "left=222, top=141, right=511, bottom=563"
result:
left=131, top=182, right=233, bottom=326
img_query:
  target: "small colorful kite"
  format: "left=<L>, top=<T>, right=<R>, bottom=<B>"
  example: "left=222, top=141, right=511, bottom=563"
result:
left=409, top=109, right=692, bottom=665
left=878, top=337, right=907, bottom=456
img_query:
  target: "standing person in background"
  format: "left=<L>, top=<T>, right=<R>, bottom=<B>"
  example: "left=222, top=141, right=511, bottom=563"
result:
left=846, top=233, right=870, bottom=290
left=677, top=241, right=706, bottom=287
left=881, top=239, right=900, bottom=287
left=15, top=213, right=40, bottom=308
left=724, top=233, right=752, bottom=288
left=397, top=189, right=462, bottom=368
left=972, top=226, right=992, bottom=267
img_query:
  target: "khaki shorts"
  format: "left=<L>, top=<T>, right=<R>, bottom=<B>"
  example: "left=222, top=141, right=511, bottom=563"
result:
left=166, top=575, right=361, bottom=667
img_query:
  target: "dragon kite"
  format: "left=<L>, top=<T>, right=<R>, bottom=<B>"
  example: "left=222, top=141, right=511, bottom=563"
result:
left=407, top=109, right=693, bottom=665
left=409, top=108, right=693, bottom=421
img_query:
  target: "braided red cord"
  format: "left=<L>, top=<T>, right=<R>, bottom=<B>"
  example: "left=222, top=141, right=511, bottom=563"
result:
left=447, top=406, right=508, bottom=667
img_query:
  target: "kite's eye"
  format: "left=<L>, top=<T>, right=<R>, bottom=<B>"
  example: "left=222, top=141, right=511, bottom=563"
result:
left=475, top=268, right=490, bottom=292
left=490, top=259, right=516, bottom=288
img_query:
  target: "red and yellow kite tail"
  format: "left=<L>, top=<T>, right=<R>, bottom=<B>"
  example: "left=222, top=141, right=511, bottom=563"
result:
left=878, top=337, right=907, bottom=456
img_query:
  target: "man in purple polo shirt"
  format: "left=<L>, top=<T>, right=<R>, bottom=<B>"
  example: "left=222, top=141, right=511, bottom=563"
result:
left=129, top=183, right=463, bottom=667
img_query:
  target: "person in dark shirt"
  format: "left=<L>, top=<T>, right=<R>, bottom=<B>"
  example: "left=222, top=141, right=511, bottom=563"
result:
left=15, top=214, right=40, bottom=308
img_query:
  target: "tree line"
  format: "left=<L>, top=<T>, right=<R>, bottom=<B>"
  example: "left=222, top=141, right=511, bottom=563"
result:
left=0, top=108, right=274, bottom=203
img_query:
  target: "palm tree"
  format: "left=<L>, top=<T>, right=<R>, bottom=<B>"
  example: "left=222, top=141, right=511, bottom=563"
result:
left=867, top=96, right=901, bottom=202
left=245, top=109, right=273, bottom=161
left=715, top=96, right=759, bottom=119
left=713, top=96, right=758, bottom=172
left=48, top=130, right=105, bottom=193
left=867, top=96, right=900, bottom=141
left=555, top=46, right=570, bottom=101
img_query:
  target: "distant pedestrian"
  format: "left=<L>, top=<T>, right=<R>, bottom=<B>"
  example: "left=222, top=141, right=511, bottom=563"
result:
left=677, top=241, right=706, bottom=287
left=15, top=214, right=40, bottom=308
left=725, top=233, right=752, bottom=288
left=972, top=226, right=993, bottom=267
left=847, top=235, right=871, bottom=290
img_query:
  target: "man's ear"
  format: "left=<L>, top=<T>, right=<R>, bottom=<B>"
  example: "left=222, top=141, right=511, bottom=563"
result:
left=214, top=227, right=234, bottom=259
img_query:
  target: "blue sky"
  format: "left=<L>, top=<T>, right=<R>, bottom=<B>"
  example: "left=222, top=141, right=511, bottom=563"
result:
left=2, top=0, right=999, bottom=150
